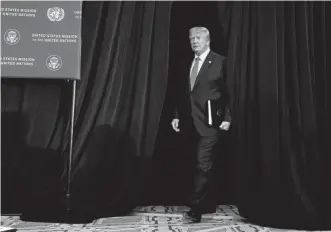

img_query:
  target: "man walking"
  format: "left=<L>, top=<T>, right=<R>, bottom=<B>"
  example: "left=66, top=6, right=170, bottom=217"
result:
left=171, top=27, right=231, bottom=223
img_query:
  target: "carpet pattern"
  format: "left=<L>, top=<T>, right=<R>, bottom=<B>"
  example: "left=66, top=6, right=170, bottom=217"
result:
left=1, top=205, right=312, bottom=232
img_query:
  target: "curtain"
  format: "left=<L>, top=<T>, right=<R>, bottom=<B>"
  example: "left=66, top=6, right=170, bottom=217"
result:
left=69, top=1, right=171, bottom=216
left=218, top=1, right=331, bottom=229
left=1, top=1, right=172, bottom=216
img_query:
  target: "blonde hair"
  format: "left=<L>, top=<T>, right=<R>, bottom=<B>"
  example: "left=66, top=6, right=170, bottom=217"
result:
left=189, top=27, right=210, bottom=42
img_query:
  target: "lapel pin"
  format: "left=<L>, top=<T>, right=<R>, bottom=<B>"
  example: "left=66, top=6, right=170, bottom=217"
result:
left=208, top=60, right=212, bottom=64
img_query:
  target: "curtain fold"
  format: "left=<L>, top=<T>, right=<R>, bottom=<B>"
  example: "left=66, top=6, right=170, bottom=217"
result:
left=218, top=1, right=331, bottom=229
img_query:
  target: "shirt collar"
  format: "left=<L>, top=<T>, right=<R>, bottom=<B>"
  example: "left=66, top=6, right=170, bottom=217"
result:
left=195, top=47, right=210, bottom=62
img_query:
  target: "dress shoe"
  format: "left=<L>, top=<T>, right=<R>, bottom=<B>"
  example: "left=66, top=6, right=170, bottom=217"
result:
left=182, top=210, right=202, bottom=223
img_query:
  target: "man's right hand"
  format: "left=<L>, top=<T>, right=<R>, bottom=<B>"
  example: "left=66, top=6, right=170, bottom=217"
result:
left=171, top=118, right=180, bottom=132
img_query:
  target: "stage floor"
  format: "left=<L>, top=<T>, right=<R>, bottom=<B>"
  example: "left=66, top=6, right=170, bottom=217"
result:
left=1, top=205, right=314, bottom=232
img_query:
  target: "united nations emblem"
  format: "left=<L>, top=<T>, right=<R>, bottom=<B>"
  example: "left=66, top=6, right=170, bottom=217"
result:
left=47, top=7, right=65, bottom=22
left=46, top=55, right=62, bottom=71
left=4, top=29, right=20, bottom=45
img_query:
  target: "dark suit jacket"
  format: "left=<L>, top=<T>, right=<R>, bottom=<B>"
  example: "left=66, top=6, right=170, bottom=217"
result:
left=173, top=50, right=231, bottom=136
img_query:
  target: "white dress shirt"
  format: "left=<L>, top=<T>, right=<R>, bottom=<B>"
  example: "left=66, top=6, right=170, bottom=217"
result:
left=190, top=47, right=211, bottom=75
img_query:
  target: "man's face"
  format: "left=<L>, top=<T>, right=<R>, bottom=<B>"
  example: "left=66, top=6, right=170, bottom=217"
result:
left=189, top=31, right=209, bottom=55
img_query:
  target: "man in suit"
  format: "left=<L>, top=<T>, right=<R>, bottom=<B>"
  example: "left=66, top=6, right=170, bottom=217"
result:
left=170, top=27, right=231, bottom=223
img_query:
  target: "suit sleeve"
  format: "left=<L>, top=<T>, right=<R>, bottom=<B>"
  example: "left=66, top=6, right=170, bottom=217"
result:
left=220, top=58, right=232, bottom=123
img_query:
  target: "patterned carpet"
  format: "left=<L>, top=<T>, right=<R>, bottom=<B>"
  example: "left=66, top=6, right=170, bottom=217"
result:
left=1, top=205, right=314, bottom=232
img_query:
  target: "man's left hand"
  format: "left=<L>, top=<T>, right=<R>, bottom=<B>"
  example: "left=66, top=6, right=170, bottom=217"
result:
left=219, top=121, right=231, bottom=131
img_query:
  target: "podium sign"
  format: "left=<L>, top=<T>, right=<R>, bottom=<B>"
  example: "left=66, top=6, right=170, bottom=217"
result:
left=1, top=1, right=82, bottom=79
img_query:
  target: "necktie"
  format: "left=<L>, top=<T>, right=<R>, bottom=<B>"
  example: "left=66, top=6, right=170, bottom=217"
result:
left=190, top=57, right=200, bottom=90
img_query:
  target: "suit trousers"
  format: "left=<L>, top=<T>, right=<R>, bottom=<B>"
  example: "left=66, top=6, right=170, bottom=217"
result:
left=187, top=128, right=221, bottom=213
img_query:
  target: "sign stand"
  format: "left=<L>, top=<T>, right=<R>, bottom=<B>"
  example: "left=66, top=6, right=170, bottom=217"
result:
left=61, top=79, right=94, bottom=222
left=66, top=79, right=76, bottom=213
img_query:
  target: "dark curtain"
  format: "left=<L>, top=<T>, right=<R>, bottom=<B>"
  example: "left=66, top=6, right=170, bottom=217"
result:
left=69, top=1, right=171, bottom=215
left=218, top=1, right=331, bottom=229
left=1, top=1, right=171, bottom=216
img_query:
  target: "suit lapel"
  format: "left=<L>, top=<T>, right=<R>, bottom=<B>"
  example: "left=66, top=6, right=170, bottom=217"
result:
left=190, top=51, right=215, bottom=92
